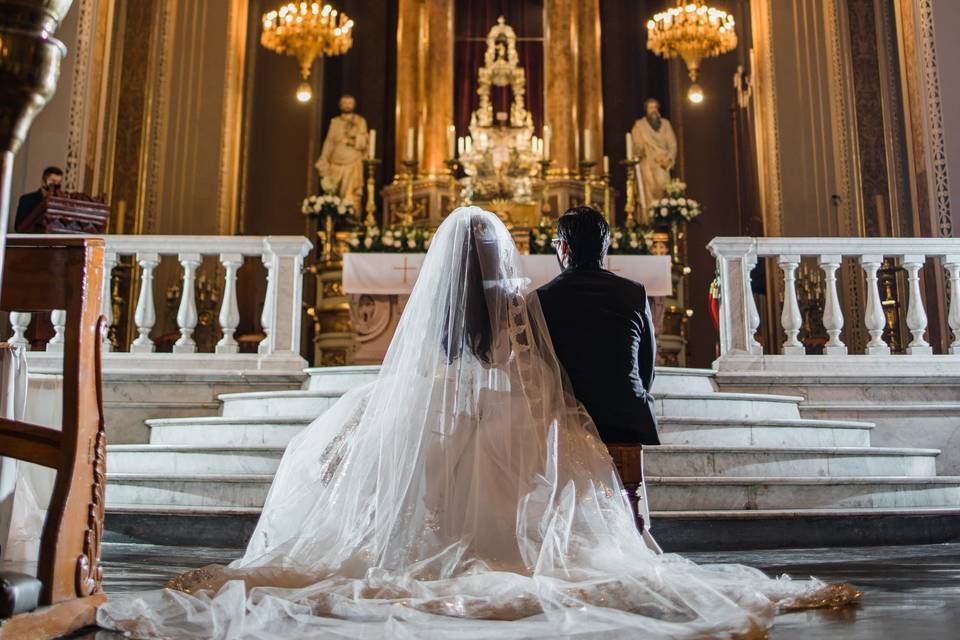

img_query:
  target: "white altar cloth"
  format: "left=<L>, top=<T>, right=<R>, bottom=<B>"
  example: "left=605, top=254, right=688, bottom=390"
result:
left=343, top=254, right=673, bottom=296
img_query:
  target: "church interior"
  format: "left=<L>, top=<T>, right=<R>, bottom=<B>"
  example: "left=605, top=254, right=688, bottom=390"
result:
left=1, top=0, right=960, bottom=637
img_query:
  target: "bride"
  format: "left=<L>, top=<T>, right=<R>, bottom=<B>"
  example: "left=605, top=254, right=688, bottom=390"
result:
left=98, top=207, right=857, bottom=639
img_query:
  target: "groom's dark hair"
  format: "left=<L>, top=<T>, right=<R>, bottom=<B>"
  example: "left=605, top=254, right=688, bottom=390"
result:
left=557, top=206, right=610, bottom=268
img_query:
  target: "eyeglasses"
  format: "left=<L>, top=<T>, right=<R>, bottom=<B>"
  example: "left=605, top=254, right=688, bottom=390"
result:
left=550, top=238, right=561, bottom=249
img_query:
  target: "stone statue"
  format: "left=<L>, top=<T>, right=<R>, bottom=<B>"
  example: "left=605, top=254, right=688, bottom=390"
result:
left=630, top=98, right=677, bottom=213
left=315, top=95, right=368, bottom=207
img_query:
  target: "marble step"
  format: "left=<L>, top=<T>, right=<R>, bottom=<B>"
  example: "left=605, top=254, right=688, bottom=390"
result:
left=146, top=413, right=865, bottom=450
left=303, top=365, right=720, bottom=396
left=106, top=473, right=960, bottom=511
left=219, top=390, right=343, bottom=418
left=108, top=443, right=933, bottom=478
left=645, top=446, right=938, bottom=478
left=107, top=474, right=273, bottom=508
left=146, top=416, right=312, bottom=446
left=657, top=416, right=874, bottom=448
left=647, top=476, right=960, bottom=511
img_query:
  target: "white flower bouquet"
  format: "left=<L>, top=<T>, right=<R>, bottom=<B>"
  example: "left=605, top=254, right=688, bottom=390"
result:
left=649, top=179, right=701, bottom=225
left=347, top=224, right=433, bottom=254
left=301, top=177, right=356, bottom=226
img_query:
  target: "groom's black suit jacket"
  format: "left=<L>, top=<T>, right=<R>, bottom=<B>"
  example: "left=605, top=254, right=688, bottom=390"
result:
left=536, top=266, right=659, bottom=445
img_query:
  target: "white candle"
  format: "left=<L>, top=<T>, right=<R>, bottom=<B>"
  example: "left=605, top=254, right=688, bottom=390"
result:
left=626, top=131, right=634, bottom=161
left=465, top=136, right=473, bottom=153
left=447, top=125, right=456, bottom=159
left=416, top=128, right=424, bottom=164
left=543, top=125, right=551, bottom=161
left=583, top=129, right=594, bottom=162
left=367, top=129, right=376, bottom=159
left=603, top=155, right=610, bottom=174
left=405, top=128, right=415, bottom=162
left=457, top=136, right=465, bottom=157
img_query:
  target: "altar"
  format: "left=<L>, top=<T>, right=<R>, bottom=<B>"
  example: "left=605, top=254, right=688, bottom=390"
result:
left=343, top=253, right=671, bottom=363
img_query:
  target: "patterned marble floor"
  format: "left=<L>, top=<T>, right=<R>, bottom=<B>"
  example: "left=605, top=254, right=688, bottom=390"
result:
left=66, top=542, right=960, bottom=639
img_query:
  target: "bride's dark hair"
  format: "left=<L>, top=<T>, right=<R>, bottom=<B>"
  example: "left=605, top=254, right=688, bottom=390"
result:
left=442, top=214, right=495, bottom=363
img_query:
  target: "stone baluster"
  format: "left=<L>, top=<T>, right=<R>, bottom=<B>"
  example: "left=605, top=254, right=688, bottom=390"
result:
left=101, top=251, right=117, bottom=351
left=944, top=255, right=960, bottom=355
left=47, top=310, right=66, bottom=352
left=902, top=255, right=932, bottom=355
left=173, top=253, right=201, bottom=353
left=8, top=312, right=31, bottom=350
left=216, top=253, right=243, bottom=354
left=259, top=251, right=275, bottom=355
left=744, top=253, right=763, bottom=355
left=130, top=252, right=160, bottom=353
left=818, top=255, right=847, bottom=355
left=777, top=255, right=805, bottom=355
left=859, top=255, right=890, bottom=355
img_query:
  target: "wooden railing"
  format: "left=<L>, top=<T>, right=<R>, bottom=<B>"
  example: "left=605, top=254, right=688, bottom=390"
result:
left=708, top=237, right=960, bottom=369
left=7, top=235, right=312, bottom=373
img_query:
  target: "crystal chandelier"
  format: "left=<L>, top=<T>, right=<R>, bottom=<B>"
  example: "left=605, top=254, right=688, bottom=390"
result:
left=646, top=1, right=736, bottom=102
left=261, top=2, right=354, bottom=101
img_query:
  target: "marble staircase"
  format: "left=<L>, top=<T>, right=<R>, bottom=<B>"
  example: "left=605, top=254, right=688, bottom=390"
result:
left=105, top=366, right=960, bottom=550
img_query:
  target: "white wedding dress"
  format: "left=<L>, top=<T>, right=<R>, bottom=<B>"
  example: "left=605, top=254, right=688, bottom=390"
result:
left=98, top=208, right=856, bottom=639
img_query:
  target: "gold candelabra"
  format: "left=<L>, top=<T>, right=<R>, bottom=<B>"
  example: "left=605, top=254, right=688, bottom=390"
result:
left=362, top=158, right=380, bottom=226
left=579, top=161, right=597, bottom=208
left=444, top=159, right=460, bottom=212
left=601, top=169, right=612, bottom=224
left=397, top=159, right=423, bottom=226
left=620, top=158, right=640, bottom=225
left=539, top=159, right=552, bottom=215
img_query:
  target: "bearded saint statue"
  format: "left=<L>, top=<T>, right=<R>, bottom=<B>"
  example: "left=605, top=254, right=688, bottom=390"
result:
left=630, top=98, right=678, bottom=215
left=315, top=95, right=368, bottom=207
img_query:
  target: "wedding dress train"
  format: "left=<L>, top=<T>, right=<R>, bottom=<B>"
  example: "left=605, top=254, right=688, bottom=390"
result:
left=98, top=207, right=858, bottom=639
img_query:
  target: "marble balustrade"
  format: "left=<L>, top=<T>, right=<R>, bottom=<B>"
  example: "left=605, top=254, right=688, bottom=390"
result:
left=708, top=237, right=960, bottom=370
left=7, top=234, right=312, bottom=374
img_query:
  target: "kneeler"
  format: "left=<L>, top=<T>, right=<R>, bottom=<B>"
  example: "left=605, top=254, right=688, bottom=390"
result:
left=0, top=238, right=107, bottom=639
left=606, top=444, right=662, bottom=553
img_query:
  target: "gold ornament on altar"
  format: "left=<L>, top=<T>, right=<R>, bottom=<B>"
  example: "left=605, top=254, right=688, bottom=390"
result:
left=261, top=2, right=354, bottom=101
left=459, top=17, right=543, bottom=210
left=646, top=0, right=736, bottom=102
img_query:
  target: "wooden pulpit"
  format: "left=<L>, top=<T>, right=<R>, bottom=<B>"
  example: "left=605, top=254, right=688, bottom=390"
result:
left=16, top=193, right=109, bottom=234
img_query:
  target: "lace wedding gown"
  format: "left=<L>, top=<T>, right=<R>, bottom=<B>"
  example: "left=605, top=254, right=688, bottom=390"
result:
left=98, top=208, right=857, bottom=639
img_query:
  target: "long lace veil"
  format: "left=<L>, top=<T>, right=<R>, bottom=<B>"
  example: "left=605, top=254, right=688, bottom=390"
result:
left=98, top=207, right=856, bottom=639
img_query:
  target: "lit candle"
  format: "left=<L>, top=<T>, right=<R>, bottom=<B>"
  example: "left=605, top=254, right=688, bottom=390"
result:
left=447, top=125, right=456, bottom=159
left=543, top=125, right=551, bottom=161
left=603, top=155, right=610, bottom=174
left=583, top=129, right=593, bottom=162
left=625, top=131, right=633, bottom=161
left=405, top=128, right=415, bottom=162
left=367, top=129, right=376, bottom=159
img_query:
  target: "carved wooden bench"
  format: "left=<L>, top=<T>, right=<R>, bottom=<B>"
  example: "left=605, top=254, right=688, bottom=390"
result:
left=0, top=237, right=106, bottom=638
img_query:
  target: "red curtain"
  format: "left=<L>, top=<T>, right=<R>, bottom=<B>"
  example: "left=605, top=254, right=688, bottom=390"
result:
left=454, top=0, right=544, bottom=138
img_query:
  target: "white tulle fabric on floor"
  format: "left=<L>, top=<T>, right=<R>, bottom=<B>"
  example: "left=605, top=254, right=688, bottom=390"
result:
left=98, top=208, right=850, bottom=639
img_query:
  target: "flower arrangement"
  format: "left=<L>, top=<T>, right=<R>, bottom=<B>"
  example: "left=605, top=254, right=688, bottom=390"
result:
left=649, top=179, right=702, bottom=225
left=528, top=218, right=556, bottom=255
left=347, top=223, right=433, bottom=253
left=301, top=177, right=356, bottom=226
left=608, top=225, right=654, bottom=255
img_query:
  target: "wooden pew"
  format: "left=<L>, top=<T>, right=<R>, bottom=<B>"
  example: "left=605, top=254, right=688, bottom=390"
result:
left=0, top=237, right=106, bottom=638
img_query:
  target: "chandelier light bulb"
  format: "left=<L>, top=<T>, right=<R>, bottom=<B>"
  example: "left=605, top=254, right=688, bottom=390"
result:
left=296, top=81, right=313, bottom=103
left=687, top=83, right=705, bottom=104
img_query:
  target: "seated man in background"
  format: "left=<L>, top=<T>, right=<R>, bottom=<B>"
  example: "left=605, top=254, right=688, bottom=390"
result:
left=15, top=166, right=63, bottom=231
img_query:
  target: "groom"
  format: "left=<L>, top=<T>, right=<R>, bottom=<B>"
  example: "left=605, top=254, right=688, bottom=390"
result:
left=537, top=206, right=659, bottom=445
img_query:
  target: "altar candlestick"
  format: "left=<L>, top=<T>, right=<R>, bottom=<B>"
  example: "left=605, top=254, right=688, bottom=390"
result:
left=405, top=128, right=415, bottom=162
left=368, top=129, right=376, bottom=159
left=447, top=125, right=456, bottom=159
left=625, top=132, right=634, bottom=161
left=543, top=125, right=551, bottom=161
left=583, top=129, right=593, bottom=162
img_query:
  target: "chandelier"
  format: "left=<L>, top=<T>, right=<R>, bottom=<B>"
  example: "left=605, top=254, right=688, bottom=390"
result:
left=646, top=1, right=736, bottom=103
left=261, top=2, right=354, bottom=102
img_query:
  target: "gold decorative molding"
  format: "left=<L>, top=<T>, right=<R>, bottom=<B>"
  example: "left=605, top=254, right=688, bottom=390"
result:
left=64, top=0, right=97, bottom=193
left=748, top=0, right=783, bottom=236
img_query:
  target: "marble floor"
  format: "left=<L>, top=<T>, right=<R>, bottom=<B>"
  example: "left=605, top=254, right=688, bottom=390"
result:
left=67, top=542, right=960, bottom=639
